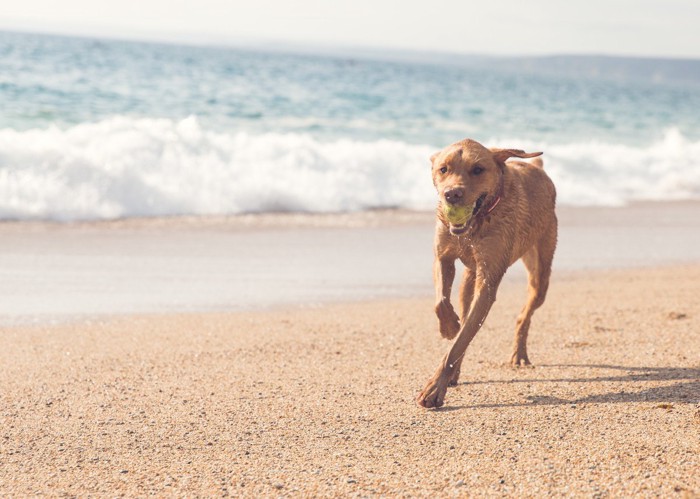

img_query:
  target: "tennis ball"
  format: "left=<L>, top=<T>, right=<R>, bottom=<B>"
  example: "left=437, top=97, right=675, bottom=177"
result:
left=443, top=204, right=473, bottom=225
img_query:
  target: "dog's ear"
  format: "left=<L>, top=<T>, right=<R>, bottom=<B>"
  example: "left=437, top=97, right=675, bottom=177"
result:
left=490, top=148, right=543, bottom=165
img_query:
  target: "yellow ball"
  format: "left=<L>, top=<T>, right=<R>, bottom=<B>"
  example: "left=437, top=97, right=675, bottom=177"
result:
left=443, top=204, right=473, bottom=225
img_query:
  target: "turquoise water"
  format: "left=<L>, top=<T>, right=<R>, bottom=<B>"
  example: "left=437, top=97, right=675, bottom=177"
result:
left=1, top=30, right=700, bottom=220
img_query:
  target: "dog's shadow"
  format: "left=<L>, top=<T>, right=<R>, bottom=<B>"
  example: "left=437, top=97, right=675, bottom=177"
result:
left=441, top=364, right=700, bottom=410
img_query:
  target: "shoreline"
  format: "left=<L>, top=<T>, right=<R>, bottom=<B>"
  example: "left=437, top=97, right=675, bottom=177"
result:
left=1, top=201, right=700, bottom=324
left=0, top=199, right=698, bottom=230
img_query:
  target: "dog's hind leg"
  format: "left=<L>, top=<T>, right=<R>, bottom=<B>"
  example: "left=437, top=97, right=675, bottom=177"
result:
left=511, top=225, right=557, bottom=367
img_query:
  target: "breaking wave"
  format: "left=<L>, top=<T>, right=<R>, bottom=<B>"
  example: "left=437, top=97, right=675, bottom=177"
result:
left=0, top=116, right=698, bottom=220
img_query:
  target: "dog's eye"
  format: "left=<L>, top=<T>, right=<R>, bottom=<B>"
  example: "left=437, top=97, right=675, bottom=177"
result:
left=472, top=165, right=484, bottom=175
left=439, top=166, right=448, bottom=174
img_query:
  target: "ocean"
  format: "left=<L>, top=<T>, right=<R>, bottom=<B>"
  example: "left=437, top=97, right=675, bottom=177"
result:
left=1, top=30, right=700, bottom=221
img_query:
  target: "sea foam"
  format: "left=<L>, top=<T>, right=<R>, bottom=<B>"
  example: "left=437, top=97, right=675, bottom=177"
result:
left=0, top=116, right=698, bottom=221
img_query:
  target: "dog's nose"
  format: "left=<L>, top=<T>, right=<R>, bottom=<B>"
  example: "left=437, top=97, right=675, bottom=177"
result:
left=444, top=187, right=464, bottom=205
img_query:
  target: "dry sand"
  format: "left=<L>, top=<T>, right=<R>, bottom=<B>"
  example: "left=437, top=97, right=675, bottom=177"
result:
left=1, top=264, right=699, bottom=496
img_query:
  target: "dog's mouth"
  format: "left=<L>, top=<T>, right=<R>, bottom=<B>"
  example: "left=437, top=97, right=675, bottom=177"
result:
left=449, top=221, right=468, bottom=235
left=472, top=192, right=487, bottom=214
left=447, top=193, right=487, bottom=235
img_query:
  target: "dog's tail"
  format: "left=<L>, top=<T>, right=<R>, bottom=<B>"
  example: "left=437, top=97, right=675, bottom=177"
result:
left=530, top=157, right=544, bottom=169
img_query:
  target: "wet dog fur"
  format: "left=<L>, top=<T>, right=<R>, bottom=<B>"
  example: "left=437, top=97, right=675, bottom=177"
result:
left=417, top=138, right=557, bottom=408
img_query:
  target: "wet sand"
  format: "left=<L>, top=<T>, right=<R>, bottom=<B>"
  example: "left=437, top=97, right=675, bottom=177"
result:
left=1, top=202, right=700, bottom=323
left=1, top=204, right=699, bottom=496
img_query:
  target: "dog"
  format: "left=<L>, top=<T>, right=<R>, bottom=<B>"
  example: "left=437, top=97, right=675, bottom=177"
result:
left=416, top=138, right=557, bottom=408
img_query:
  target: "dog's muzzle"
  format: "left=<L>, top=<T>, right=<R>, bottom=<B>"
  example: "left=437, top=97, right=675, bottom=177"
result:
left=447, top=193, right=487, bottom=236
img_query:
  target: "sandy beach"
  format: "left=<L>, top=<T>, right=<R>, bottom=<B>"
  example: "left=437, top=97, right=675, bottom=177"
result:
left=1, top=205, right=699, bottom=496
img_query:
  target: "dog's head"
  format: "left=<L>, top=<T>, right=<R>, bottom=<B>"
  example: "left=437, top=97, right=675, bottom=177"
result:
left=431, top=139, right=542, bottom=235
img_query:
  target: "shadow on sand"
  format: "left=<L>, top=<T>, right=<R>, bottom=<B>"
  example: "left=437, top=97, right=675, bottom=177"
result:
left=439, top=364, right=700, bottom=411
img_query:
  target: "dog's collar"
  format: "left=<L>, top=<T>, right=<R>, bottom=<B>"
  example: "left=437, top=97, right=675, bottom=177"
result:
left=479, top=170, right=505, bottom=217
left=484, top=194, right=501, bottom=215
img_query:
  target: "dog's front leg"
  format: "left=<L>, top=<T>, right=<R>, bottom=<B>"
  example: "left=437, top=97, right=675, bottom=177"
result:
left=434, top=257, right=460, bottom=339
left=447, top=268, right=476, bottom=386
left=418, top=267, right=505, bottom=408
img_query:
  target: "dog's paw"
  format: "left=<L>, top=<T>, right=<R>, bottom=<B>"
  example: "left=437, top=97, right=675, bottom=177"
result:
left=510, top=351, right=532, bottom=367
left=416, top=377, right=448, bottom=408
left=435, top=301, right=460, bottom=340
left=439, top=319, right=460, bottom=340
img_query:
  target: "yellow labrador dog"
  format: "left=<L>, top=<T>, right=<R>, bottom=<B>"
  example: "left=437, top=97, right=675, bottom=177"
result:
left=417, top=138, right=557, bottom=408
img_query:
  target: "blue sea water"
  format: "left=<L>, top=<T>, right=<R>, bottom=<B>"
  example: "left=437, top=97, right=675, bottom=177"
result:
left=1, top=30, right=700, bottom=220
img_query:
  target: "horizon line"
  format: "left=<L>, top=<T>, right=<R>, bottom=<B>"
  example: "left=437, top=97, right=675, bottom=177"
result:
left=2, top=26, right=700, bottom=64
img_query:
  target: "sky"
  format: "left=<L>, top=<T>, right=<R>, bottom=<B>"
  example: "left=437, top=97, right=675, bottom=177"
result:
left=2, top=0, right=700, bottom=59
